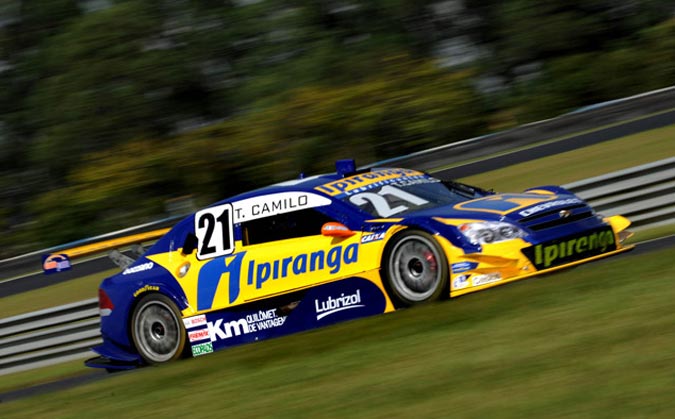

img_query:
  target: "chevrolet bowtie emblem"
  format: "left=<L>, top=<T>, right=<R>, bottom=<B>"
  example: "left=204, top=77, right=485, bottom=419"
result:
left=559, top=209, right=572, bottom=218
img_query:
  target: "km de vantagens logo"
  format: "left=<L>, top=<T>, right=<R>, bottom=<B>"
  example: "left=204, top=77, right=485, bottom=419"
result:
left=196, top=244, right=359, bottom=310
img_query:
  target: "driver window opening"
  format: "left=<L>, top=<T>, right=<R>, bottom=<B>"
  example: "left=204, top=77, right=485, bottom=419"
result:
left=242, top=208, right=335, bottom=245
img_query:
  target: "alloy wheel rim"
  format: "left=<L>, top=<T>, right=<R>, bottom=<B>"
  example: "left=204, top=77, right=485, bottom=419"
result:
left=389, top=236, right=442, bottom=302
left=135, top=301, right=180, bottom=362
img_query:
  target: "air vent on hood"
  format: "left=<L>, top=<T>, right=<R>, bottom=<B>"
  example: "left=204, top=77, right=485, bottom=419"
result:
left=518, top=204, right=593, bottom=231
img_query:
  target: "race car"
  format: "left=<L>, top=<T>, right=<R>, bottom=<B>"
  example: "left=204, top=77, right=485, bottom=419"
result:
left=86, top=159, right=633, bottom=369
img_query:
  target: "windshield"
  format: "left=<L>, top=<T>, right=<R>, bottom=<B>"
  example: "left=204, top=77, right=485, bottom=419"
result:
left=339, top=174, right=484, bottom=217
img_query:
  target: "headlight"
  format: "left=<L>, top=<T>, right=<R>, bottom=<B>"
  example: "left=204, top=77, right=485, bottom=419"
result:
left=459, top=221, right=526, bottom=245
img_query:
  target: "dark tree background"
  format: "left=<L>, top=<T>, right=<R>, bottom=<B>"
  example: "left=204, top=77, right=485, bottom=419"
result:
left=0, top=0, right=673, bottom=255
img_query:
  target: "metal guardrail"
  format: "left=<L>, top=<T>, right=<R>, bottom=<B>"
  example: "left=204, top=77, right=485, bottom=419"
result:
left=564, top=157, right=675, bottom=229
left=1, top=158, right=673, bottom=376
left=0, top=299, right=100, bottom=375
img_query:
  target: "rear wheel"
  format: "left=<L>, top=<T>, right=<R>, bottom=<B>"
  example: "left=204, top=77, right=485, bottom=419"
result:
left=382, top=230, right=449, bottom=307
left=131, top=294, right=186, bottom=364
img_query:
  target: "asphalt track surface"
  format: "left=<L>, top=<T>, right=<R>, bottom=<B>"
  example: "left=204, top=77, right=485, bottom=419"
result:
left=1, top=109, right=674, bottom=403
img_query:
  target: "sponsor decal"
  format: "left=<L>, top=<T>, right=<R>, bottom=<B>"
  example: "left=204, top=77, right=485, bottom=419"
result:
left=315, top=168, right=424, bottom=197
left=195, top=203, right=235, bottom=260
left=188, top=328, right=210, bottom=343
left=245, top=243, right=359, bottom=289
left=518, top=198, right=583, bottom=217
left=349, top=184, right=430, bottom=217
left=361, top=232, right=385, bottom=244
left=133, top=285, right=159, bottom=297
left=453, top=275, right=470, bottom=290
left=191, top=342, right=214, bottom=357
left=208, top=319, right=249, bottom=341
left=200, top=278, right=387, bottom=353
left=232, top=192, right=331, bottom=223
left=530, top=229, right=615, bottom=269
left=207, top=309, right=286, bottom=342
left=472, top=273, right=502, bottom=287
left=455, top=194, right=549, bottom=214
left=451, top=262, right=478, bottom=274
left=183, top=314, right=207, bottom=329
left=123, top=261, right=154, bottom=275
left=197, top=243, right=360, bottom=309
left=314, top=290, right=364, bottom=320
left=42, top=254, right=72, bottom=274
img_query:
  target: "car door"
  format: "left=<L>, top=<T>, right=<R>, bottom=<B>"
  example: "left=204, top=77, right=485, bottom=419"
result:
left=235, top=204, right=365, bottom=304
left=188, top=190, right=372, bottom=313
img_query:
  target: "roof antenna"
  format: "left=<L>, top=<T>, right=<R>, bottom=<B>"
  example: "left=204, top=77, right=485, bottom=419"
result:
left=336, top=159, right=356, bottom=177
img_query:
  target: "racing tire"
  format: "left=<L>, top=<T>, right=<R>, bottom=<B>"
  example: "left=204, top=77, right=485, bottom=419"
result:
left=382, top=230, right=449, bottom=307
left=131, top=293, right=186, bottom=365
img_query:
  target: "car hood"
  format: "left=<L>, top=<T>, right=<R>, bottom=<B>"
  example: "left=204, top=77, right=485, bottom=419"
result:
left=408, top=192, right=591, bottom=226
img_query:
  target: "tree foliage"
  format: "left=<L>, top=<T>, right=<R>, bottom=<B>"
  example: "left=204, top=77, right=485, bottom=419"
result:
left=0, top=0, right=672, bottom=254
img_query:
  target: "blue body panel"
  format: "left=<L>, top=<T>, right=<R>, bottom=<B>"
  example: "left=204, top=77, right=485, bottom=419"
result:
left=187, top=277, right=386, bottom=357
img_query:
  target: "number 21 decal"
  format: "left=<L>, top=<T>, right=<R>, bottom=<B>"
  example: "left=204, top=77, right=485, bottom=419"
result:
left=349, top=185, right=429, bottom=217
left=195, top=203, right=234, bottom=260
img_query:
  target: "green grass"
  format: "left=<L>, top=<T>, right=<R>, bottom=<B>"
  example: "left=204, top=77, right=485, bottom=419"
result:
left=2, top=248, right=674, bottom=417
left=0, top=269, right=117, bottom=318
left=627, top=224, right=675, bottom=244
left=453, top=124, right=675, bottom=192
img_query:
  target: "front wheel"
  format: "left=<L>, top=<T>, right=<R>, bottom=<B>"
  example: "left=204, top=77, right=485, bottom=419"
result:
left=382, top=230, right=449, bottom=307
left=131, top=294, right=186, bottom=365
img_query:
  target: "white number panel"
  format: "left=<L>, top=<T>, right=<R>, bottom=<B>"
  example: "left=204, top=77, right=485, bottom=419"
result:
left=195, top=203, right=234, bottom=260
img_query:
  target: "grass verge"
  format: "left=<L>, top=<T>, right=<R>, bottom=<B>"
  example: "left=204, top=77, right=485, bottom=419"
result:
left=2, top=247, right=674, bottom=417
left=627, top=224, right=675, bottom=244
left=0, top=269, right=117, bottom=319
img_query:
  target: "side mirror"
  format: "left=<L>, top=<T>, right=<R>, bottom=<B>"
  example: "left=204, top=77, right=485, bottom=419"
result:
left=321, top=222, right=356, bottom=238
left=182, top=233, right=199, bottom=255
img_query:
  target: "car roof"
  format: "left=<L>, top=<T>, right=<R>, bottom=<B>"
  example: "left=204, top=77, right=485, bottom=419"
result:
left=210, top=172, right=345, bottom=207
left=206, top=163, right=427, bottom=209
left=208, top=160, right=434, bottom=212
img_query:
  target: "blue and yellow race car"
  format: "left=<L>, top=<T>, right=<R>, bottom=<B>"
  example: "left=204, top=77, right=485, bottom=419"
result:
left=87, top=159, right=633, bottom=369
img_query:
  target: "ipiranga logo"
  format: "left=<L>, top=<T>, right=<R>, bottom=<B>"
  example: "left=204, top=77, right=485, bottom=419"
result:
left=533, top=229, right=615, bottom=268
left=196, top=243, right=360, bottom=310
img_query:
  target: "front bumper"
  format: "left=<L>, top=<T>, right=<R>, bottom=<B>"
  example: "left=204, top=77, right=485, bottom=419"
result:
left=444, top=215, right=633, bottom=297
